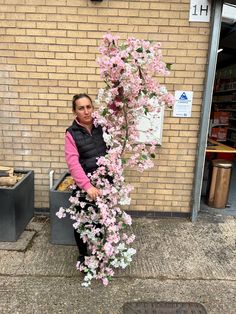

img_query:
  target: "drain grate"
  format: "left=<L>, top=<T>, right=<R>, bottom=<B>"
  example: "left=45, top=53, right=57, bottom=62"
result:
left=123, top=301, right=207, bottom=314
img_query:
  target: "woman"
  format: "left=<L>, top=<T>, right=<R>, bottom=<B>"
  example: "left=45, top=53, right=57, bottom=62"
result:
left=65, top=93, right=107, bottom=263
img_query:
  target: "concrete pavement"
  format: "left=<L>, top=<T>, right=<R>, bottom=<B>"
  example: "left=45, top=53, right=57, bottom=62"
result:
left=0, top=213, right=235, bottom=313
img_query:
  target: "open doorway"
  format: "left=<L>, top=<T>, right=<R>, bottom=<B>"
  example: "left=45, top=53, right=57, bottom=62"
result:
left=200, top=2, right=236, bottom=216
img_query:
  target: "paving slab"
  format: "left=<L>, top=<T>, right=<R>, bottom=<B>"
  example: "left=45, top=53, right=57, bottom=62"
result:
left=0, top=230, right=36, bottom=252
left=123, top=217, right=236, bottom=280
left=0, top=276, right=235, bottom=314
left=0, top=214, right=235, bottom=313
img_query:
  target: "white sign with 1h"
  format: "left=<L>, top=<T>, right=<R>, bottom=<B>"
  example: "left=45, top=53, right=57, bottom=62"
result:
left=189, top=0, right=211, bottom=22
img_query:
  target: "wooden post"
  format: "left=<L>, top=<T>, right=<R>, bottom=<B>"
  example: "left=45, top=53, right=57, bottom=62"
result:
left=208, top=159, right=232, bottom=209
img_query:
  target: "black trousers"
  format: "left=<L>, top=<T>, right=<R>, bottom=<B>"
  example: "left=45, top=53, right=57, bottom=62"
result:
left=72, top=188, right=100, bottom=256
left=74, top=229, right=88, bottom=256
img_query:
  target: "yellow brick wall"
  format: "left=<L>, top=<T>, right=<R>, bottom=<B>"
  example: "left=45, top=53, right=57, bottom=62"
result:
left=0, top=0, right=210, bottom=212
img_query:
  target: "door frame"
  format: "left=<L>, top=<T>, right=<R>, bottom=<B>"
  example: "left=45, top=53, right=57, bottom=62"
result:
left=191, top=0, right=223, bottom=221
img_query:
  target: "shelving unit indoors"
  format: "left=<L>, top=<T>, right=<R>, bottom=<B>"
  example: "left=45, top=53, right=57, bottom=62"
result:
left=211, top=80, right=236, bottom=146
left=209, top=5, right=236, bottom=147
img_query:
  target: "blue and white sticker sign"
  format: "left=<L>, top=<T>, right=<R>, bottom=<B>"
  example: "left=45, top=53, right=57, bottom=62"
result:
left=173, top=91, right=193, bottom=117
left=189, top=0, right=211, bottom=22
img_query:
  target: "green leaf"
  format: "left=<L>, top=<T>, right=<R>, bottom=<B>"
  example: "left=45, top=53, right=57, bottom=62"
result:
left=150, top=153, right=155, bottom=159
left=119, top=43, right=127, bottom=51
left=121, top=158, right=127, bottom=164
left=141, top=154, right=148, bottom=160
left=166, top=63, right=172, bottom=70
left=149, top=92, right=156, bottom=98
left=102, top=108, right=109, bottom=116
left=136, top=47, right=143, bottom=53
left=125, top=56, right=132, bottom=63
left=144, top=107, right=149, bottom=115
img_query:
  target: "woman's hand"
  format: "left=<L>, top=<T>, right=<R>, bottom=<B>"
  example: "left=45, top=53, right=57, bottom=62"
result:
left=86, top=186, right=101, bottom=200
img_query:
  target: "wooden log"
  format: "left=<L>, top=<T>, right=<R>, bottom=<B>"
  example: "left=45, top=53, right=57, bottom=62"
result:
left=0, top=176, right=18, bottom=187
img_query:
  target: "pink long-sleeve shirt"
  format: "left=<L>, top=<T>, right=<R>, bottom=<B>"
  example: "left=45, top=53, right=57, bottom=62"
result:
left=65, top=121, right=93, bottom=192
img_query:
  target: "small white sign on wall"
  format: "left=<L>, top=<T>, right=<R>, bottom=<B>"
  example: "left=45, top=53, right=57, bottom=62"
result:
left=173, top=91, right=193, bottom=118
left=137, top=102, right=165, bottom=145
left=189, top=0, right=211, bottom=22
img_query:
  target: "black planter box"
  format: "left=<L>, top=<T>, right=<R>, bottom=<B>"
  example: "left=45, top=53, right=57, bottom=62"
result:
left=0, top=170, right=34, bottom=242
left=50, top=172, right=76, bottom=245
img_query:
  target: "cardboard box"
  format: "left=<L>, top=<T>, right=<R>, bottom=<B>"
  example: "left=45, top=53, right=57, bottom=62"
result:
left=211, top=127, right=228, bottom=141
left=213, top=112, right=229, bottom=125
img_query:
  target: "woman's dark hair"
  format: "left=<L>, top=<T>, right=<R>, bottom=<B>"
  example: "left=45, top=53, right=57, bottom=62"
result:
left=72, top=93, right=93, bottom=111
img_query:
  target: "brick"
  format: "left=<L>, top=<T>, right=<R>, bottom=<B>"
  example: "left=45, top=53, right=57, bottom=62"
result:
left=48, top=87, right=67, bottom=94
left=16, top=21, right=36, bottom=28
left=77, top=38, right=97, bottom=46
left=37, top=5, right=55, bottom=12
left=8, top=43, right=29, bottom=52
left=149, top=18, right=169, bottom=26
left=176, top=56, right=195, bottom=64
left=30, top=112, right=49, bottom=119
left=16, top=5, right=35, bottom=13
left=37, top=21, right=57, bottom=29
left=57, top=6, right=79, bottom=14
left=139, top=10, right=160, bottom=18
left=129, top=2, right=149, bottom=9
left=168, top=49, right=187, bottom=57
left=28, top=72, right=48, bottom=79
left=0, top=20, right=16, bottom=28
left=118, top=9, right=138, bottom=17
left=88, top=16, right=108, bottom=24
left=26, top=59, right=46, bottom=66
left=16, top=65, right=36, bottom=72
left=26, top=13, right=47, bottom=21
left=57, top=22, right=77, bottom=30
left=58, top=80, right=77, bottom=87
left=55, top=52, right=75, bottom=59
left=78, top=23, right=98, bottom=31
left=39, top=119, right=58, bottom=126
left=48, top=45, right=68, bottom=52
left=187, top=49, right=208, bottom=57
left=35, top=37, right=56, bottom=44
left=6, top=29, right=26, bottom=36
left=36, top=65, right=56, bottom=73
left=148, top=33, right=168, bottom=41
left=128, top=17, right=147, bottom=25
left=5, top=13, right=25, bottom=20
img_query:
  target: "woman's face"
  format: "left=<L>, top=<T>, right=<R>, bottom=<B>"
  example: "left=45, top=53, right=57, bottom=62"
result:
left=74, top=97, right=94, bottom=125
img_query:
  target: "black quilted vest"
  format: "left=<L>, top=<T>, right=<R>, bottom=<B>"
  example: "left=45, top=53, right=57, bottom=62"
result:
left=67, top=120, right=107, bottom=175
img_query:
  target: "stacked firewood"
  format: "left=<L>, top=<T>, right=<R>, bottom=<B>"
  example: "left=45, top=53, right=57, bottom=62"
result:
left=0, top=166, right=23, bottom=187
left=57, top=175, right=74, bottom=191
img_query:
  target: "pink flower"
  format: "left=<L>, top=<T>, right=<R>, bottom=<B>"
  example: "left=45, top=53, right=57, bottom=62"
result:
left=103, top=242, right=114, bottom=257
left=126, top=234, right=136, bottom=244
left=122, top=212, right=132, bottom=225
left=102, top=277, right=109, bottom=286
left=55, top=207, right=66, bottom=219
